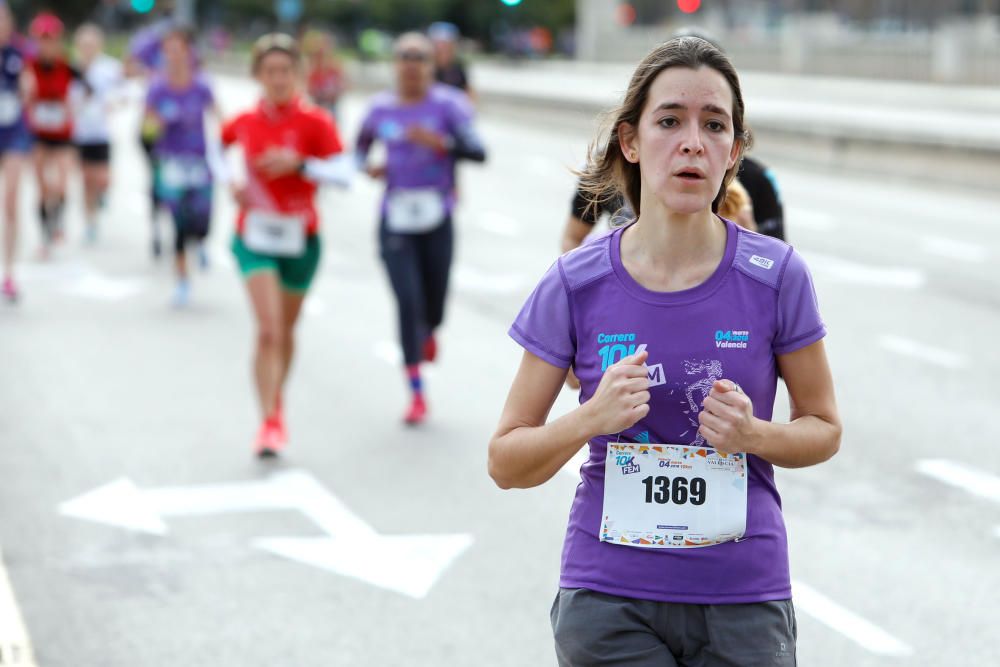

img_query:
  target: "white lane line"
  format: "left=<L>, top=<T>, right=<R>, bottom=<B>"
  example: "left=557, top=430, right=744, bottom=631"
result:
left=452, top=265, right=525, bottom=295
left=373, top=340, right=402, bottom=366
left=919, top=236, right=988, bottom=263
left=792, top=580, right=913, bottom=657
left=61, top=273, right=146, bottom=301
left=788, top=208, right=836, bottom=231
left=801, top=251, right=925, bottom=289
left=879, top=334, right=967, bottom=370
left=0, top=550, right=38, bottom=667
left=916, top=459, right=1000, bottom=504
left=372, top=341, right=436, bottom=378
left=476, top=211, right=521, bottom=238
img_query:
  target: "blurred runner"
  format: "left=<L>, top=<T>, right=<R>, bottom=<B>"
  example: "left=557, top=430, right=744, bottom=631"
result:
left=24, top=12, right=85, bottom=257
left=142, top=27, right=219, bottom=306
left=126, top=7, right=184, bottom=258
left=429, top=22, right=473, bottom=99
left=0, top=2, right=31, bottom=302
left=220, top=33, right=349, bottom=457
left=303, top=30, right=346, bottom=122
left=72, top=23, right=123, bottom=244
left=357, top=32, right=485, bottom=425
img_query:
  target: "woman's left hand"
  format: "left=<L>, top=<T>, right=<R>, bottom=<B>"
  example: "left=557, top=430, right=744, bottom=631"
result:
left=698, top=380, right=760, bottom=455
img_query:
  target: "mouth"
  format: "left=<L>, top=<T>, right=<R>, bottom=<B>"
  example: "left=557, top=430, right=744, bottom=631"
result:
left=673, top=168, right=706, bottom=181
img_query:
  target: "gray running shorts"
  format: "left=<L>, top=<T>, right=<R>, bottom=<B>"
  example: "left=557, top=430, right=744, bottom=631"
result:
left=550, top=587, right=797, bottom=666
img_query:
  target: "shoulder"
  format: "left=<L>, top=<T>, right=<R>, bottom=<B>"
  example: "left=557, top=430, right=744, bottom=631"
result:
left=430, top=83, right=471, bottom=111
left=367, top=90, right=397, bottom=113
left=558, top=228, right=616, bottom=293
left=731, top=226, right=796, bottom=291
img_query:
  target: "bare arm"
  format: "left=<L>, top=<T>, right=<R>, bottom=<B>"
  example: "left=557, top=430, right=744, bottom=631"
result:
left=697, top=340, right=841, bottom=468
left=489, top=350, right=650, bottom=489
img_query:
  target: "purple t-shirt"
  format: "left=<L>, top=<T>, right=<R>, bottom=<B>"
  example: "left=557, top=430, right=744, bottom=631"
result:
left=356, top=84, right=476, bottom=215
left=145, top=76, right=214, bottom=158
left=509, top=219, right=826, bottom=604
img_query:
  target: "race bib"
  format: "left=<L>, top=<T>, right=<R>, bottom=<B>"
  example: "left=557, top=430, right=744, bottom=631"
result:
left=385, top=188, right=445, bottom=234
left=33, top=101, right=67, bottom=131
left=159, top=157, right=211, bottom=190
left=244, top=209, right=306, bottom=257
left=0, top=91, right=21, bottom=126
left=601, top=443, right=747, bottom=549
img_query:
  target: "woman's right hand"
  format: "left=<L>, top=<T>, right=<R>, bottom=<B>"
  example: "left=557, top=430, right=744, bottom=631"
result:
left=231, top=184, right=249, bottom=207
left=580, top=350, right=650, bottom=435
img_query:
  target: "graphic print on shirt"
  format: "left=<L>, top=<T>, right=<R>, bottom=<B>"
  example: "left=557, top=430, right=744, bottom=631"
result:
left=681, top=359, right=724, bottom=446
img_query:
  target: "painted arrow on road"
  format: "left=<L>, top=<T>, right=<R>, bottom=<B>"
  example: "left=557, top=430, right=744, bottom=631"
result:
left=58, top=470, right=473, bottom=599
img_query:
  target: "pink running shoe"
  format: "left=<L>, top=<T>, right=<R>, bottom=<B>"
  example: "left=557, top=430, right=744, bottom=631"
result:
left=404, top=395, right=427, bottom=426
left=254, top=419, right=287, bottom=458
left=1, top=277, right=18, bottom=303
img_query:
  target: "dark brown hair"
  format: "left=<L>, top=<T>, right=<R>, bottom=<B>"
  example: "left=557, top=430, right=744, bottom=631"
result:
left=251, top=33, right=300, bottom=74
left=578, top=36, right=752, bottom=219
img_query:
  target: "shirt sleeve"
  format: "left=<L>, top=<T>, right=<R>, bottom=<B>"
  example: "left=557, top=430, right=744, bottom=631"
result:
left=220, top=114, right=241, bottom=146
left=311, top=111, right=344, bottom=157
left=355, top=107, right=376, bottom=159
left=774, top=249, right=826, bottom=355
left=508, top=260, right=575, bottom=369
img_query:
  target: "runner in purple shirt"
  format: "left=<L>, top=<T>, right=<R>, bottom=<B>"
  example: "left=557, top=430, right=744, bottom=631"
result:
left=489, top=37, right=841, bottom=666
left=357, top=32, right=485, bottom=426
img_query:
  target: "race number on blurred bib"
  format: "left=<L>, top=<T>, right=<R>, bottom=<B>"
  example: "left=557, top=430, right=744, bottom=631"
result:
left=0, top=92, right=21, bottom=126
left=601, top=443, right=747, bottom=549
left=386, top=188, right=445, bottom=234
left=159, top=157, right=211, bottom=191
left=33, top=102, right=67, bottom=131
left=244, top=209, right=306, bottom=257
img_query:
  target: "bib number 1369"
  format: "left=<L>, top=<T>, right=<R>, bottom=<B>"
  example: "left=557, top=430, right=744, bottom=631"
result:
left=641, top=475, right=706, bottom=506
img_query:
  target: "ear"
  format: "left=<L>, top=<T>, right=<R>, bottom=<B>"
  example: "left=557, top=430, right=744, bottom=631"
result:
left=726, top=136, right=742, bottom=171
left=618, top=121, right=639, bottom=164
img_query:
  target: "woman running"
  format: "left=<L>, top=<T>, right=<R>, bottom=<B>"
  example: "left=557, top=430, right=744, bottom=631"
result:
left=72, top=23, right=123, bottom=243
left=142, top=27, right=220, bottom=306
left=357, top=32, right=485, bottom=425
left=0, top=4, right=31, bottom=302
left=24, top=12, right=83, bottom=256
left=220, top=34, right=348, bottom=457
left=489, top=37, right=841, bottom=666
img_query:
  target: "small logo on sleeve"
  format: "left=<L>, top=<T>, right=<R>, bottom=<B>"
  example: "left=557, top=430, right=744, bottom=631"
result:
left=749, top=255, right=774, bottom=270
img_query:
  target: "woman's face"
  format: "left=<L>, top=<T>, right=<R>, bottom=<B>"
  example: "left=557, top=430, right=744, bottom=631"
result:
left=394, top=43, right=433, bottom=97
left=162, top=35, right=190, bottom=72
left=38, top=35, right=62, bottom=61
left=256, top=51, right=297, bottom=104
left=623, top=66, right=740, bottom=215
left=75, top=30, right=101, bottom=63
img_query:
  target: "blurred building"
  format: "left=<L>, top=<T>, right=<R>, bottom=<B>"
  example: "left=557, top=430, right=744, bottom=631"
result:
left=577, top=0, right=1000, bottom=83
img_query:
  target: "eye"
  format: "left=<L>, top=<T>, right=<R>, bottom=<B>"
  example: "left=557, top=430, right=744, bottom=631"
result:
left=657, top=116, right=679, bottom=128
left=706, top=120, right=726, bottom=132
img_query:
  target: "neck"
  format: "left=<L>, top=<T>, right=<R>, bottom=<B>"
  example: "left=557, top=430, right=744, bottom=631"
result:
left=167, top=67, right=191, bottom=87
left=620, top=194, right=727, bottom=292
left=398, top=86, right=427, bottom=104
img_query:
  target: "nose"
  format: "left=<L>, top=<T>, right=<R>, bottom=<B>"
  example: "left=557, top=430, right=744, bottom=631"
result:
left=680, top=125, right=704, bottom=155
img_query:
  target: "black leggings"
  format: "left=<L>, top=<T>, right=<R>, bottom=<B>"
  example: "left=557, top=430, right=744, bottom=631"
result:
left=379, top=217, right=454, bottom=366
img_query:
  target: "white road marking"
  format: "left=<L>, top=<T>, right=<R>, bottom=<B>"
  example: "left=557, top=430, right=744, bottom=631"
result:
left=62, top=273, right=145, bottom=301
left=373, top=340, right=403, bottom=365
left=788, top=208, right=836, bottom=231
left=919, top=235, right=988, bottom=263
left=59, top=471, right=473, bottom=599
left=916, top=459, right=1000, bottom=504
left=304, top=297, right=327, bottom=317
left=792, top=580, right=913, bottom=657
left=453, top=265, right=524, bottom=295
left=801, top=251, right=925, bottom=289
left=476, top=210, right=521, bottom=238
left=879, top=334, right=967, bottom=370
left=0, top=550, right=37, bottom=667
